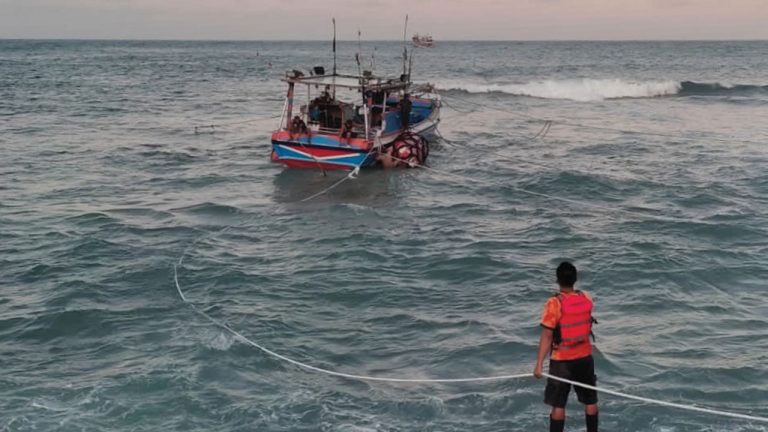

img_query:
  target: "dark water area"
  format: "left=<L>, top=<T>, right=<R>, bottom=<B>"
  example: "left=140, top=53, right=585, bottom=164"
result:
left=1, top=39, right=768, bottom=431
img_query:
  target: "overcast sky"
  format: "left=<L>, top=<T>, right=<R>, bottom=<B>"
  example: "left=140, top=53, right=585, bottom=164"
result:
left=2, top=0, right=767, bottom=40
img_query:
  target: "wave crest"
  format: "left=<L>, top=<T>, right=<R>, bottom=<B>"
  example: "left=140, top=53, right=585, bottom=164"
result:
left=437, top=79, right=681, bottom=102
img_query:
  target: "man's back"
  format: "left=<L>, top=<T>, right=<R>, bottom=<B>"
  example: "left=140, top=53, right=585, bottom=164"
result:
left=534, top=262, right=599, bottom=432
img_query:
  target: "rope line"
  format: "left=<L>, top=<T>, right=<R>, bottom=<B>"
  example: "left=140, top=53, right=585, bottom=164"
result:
left=436, top=100, right=549, bottom=143
left=294, top=140, right=381, bottom=201
left=172, top=241, right=768, bottom=423
left=171, top=126, right=767, bottom=424
left=174, top=260, right=531, bottom=382
left=193, top=115, right=282, bottom=134
left=431, top=130, right=681, bottom=197
left=386, top=153, right=693, bottom=224
left=531, top=120, right=552, bottom=140
left=299, top=166, right=360, bottom=202
left=540, top=373, right=768, bottom=423
left=295, top=135, right=330, bottom=176
left=439, top=96, right=476, bottom=114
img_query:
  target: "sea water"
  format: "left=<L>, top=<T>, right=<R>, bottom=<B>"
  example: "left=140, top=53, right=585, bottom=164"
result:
left=1, top=40, right=767, bottom=431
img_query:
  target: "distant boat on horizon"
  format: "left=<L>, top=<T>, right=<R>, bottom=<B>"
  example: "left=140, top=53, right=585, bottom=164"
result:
left=412, top=33, right=434, bottom=48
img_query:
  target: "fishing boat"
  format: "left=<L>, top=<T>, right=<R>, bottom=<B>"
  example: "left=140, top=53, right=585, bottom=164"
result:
left=270, top=69, right=440, bottom=170
left=412, top=33, right=434, bottom=48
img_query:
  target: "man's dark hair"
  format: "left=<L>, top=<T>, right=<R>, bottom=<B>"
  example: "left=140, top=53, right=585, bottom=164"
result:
left=556, top=261, right=577, bottom=287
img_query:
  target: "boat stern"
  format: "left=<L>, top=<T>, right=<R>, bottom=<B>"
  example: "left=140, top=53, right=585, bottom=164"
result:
left=271, top=131, right=376, bottom=170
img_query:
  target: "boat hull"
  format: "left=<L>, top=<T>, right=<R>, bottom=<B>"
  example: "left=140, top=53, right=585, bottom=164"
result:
left=271, top=136, right=376, bottom=170
left=271, top=94, right=440, bottom=170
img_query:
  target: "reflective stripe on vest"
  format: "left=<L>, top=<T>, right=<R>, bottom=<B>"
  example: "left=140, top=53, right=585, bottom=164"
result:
left=554, top=291, right=593, bottom=350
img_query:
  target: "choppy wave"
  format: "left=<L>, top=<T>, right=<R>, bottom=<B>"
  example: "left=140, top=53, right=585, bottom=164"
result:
left=679, top=80, right=768, bottom=96
left=437, top=79, right=768, bottom=101
left=5, top=40, right=768, bottom=432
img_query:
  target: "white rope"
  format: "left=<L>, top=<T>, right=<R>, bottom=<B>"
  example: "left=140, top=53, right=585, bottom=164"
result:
left=173, top=249, right=529, bottom=383
left=299, top=166, right=360, bottom=202
left=173, top=215, right=534, bottom=385
left=297, top=142, right=375, bottom=202
left=541, top=373, right=768, bottom=423
left=170, top=135, right=767, bottom=423
left=172, top=253, right=768, bottom=422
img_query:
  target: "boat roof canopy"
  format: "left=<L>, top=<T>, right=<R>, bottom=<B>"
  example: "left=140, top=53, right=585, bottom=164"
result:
left=282, top=73, right=409, bottom=92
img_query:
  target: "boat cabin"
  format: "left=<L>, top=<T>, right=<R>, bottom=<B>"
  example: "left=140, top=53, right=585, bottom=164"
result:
left=278, top=70, right=417, bottom=144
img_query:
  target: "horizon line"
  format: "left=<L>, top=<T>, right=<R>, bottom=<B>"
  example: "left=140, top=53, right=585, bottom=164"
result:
left=2, top=37, right=767, bottom=43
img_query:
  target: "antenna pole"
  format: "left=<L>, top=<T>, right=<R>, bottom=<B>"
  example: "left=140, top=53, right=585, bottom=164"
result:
left=357, top=29, right=362, bottom=60
left=371, top=46, right=376, bottom=73
left=402, top=15, right=408, bottom=78
left=408, top=45, right=415, bottom=84
left=356, top=29, right=363, bottom=77
left=332, top=18, right=337, bottom=76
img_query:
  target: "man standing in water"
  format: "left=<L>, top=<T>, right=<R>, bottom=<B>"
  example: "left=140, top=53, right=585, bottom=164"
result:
left=534, top=262, right=598, bottom=432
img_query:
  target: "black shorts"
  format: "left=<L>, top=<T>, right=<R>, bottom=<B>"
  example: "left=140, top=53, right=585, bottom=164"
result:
left=544, top=355, right=598, bottom=408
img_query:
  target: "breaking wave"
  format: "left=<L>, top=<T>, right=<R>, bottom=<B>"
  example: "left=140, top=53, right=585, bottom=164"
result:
left=437, top=79, right=768, bottom=102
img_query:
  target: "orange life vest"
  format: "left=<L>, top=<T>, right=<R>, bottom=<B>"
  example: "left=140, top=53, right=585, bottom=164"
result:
left=553, top=291, right=595, bottom=350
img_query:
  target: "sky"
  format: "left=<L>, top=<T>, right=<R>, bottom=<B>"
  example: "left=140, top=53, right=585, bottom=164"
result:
left=1, top=0, right=767, bottom=41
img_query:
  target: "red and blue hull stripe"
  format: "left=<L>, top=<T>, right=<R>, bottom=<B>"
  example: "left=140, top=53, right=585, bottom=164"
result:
left=271, top=140, right=376, bottom=170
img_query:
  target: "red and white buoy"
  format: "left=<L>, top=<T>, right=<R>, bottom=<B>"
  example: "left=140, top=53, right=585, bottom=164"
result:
left=378, top=132, right=429, bottom=168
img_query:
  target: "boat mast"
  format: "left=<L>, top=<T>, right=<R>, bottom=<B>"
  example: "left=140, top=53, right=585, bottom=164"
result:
left=332, top=18, right=337, bottom=99
left=402, top=15, right=408, bottom=81
left=356, top=29, right=369, bottom=141
left=285, top=81, right=295, bottom=130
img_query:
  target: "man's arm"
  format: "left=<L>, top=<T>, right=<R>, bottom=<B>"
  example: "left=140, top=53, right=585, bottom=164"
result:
left=534, top=327, right=553, bottom=378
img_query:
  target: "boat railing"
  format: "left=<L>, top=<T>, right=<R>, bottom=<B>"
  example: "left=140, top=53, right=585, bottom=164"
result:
left=317, top=126, right=342, bottom=135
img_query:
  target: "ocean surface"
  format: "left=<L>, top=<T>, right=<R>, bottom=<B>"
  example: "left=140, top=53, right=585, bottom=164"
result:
left=1, top=40, right=768, bottom=431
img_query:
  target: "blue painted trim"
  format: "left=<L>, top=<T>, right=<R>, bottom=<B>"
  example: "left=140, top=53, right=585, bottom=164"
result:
left=271, top=141, right=377, bottom=168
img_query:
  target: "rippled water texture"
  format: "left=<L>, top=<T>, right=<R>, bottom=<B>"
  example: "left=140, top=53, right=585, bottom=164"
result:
left=1, top=40, right=768, bottom=431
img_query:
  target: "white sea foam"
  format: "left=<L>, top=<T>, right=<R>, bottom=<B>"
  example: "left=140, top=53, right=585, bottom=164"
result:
left=436, top=78, right=682, bottom=102
left=204, top=330, right=234, bottom=351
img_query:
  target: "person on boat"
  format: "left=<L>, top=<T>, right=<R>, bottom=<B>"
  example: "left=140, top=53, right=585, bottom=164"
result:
left=366, top=90, right=385, bottom=126
left=308, top=100, right=320, bottom=122
left=399, top=93, right=412, bottom=130
left=290, top=116, right=308, bottom=134
left=340, top=119, right=357, bottom=140
left=534, top=262, right=599, bottom=432
left=319, top=85, right=333, bottom=104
